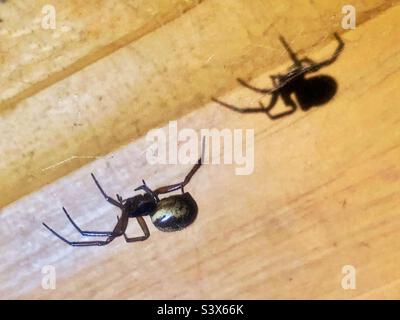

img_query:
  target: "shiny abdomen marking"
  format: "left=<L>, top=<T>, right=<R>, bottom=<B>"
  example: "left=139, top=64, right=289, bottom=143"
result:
left=150, top=193, right=198, bottom=232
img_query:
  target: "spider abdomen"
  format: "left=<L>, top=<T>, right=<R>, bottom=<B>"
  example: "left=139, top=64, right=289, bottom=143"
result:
left=150, top=193, right=198, bottom=232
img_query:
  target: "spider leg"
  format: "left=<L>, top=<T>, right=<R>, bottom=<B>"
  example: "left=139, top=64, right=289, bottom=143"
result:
left=135, top=179, right=159, bottom=201
left=121, top=216, right=150, bottom=243
left=42, top=223, right=115, bottom=246
left=91, top=173, right=122, bottom=208
left=116, top=194, right=123, bottom=203
left=62, top=207, right=118, bottom=237
left=152, top=138, right=205, bottom=195
left=237, top=78, right=274, bottom=94
left=279, top=35, right=301, bottom=66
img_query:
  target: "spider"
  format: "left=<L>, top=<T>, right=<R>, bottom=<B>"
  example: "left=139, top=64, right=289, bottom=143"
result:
left=42, top=146, right=204, bottom=247
left=212, top=33, right=344, bottom=119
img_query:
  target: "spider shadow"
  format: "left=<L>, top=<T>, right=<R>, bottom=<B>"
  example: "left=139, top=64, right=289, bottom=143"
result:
left=212, top=33, right=344, bottom=120
left=214, top=74, right=338, bottom=120
left=291, top=74, right=338, bottom=113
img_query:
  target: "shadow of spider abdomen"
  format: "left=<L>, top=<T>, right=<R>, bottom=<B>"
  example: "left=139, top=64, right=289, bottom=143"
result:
left=293, top=75, right=338, bottom=111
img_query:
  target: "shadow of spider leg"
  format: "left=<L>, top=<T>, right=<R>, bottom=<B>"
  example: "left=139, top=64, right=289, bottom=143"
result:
left=279, top=35, right=301, bottom=66
left=308, top=33, right=344, bottom=71
left=280, top=33, right=343, bottom=70
left=237, top=78, right=275, bottom=94
left=212, top=89, right=279, bottom=118
left=264, top=91, right=297, bottom=120
left=299, top=58, right=317, bottom=66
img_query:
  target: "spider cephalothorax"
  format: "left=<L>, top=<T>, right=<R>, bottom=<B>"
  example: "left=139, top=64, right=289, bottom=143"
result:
left=212, top=33, right=344, bottom=119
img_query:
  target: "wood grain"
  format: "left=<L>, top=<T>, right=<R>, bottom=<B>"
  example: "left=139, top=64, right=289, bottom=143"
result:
left=0, top=0, right=202, bottom=107
left=0, top=1, right=399, bottom=299
left=0, top=0, right=396, bottom=208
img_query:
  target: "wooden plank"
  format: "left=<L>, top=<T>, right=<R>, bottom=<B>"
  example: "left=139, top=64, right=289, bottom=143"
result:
left=0, top=3, right=399, bottom=299
left=0, top=0, right=201, bottom=107
left=0, top=0, right=396, bottom=208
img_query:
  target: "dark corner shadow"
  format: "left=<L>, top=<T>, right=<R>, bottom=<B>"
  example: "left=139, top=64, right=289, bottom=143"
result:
left=212, top=32, right=344, bottom=120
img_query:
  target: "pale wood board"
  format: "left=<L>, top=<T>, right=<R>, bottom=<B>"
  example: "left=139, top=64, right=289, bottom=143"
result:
left=0, top=1, right=399, bottom=299
left=0, top=0, right=395, bottom=207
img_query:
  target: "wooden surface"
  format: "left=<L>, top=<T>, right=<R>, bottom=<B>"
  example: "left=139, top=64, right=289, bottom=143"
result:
left=0, top=0, right=399, bottom=299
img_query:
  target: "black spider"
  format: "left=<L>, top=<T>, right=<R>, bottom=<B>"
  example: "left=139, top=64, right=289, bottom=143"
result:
left=212, top=33, right=344, bottom=119
left=42, top=145, right=204, bottom=247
